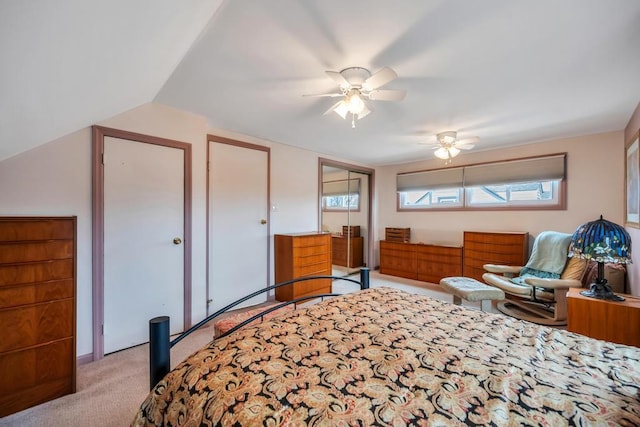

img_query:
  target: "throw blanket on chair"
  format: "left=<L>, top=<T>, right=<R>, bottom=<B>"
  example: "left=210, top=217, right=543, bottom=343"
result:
left=512, top=231, right=572, bottom=285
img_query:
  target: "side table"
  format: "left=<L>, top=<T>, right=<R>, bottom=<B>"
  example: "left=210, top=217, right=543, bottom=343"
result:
left=566, top=287, right=640, bottom=347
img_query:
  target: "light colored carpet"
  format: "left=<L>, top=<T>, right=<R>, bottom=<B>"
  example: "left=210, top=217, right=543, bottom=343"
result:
left=0, top=271, right=486, bottom=426
left=0, top=325, right=215, bottom=427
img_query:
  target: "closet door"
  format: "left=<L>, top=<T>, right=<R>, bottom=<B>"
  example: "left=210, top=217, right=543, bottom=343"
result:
left=320, top=161, right=373, bottom=278
left=208, top=139, right=270, bottom=313
left=103, top=137, right=185, bottom=354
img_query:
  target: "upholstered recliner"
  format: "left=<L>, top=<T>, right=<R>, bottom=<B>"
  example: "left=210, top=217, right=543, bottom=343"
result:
left=482, top=231, right=588, bottom=326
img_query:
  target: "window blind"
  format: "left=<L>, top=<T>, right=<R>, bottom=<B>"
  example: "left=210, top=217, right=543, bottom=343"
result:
left=397, top=167, right=464, bottom=192
left=323, top=179, right=360, bottom=196
left=463, top=154, right=565, bottom=187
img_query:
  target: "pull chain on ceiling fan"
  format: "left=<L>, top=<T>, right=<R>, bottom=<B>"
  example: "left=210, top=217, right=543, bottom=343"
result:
left=304, top=67, right=406, bottom=128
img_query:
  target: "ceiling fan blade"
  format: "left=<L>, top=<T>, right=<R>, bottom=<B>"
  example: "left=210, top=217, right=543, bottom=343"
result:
left=302, top=92, right=344, bottom=98
left=367, top=89, right=406, bottom=101
left=457, top=143, right=475, bottom=150
left=361, top=67, right=397, bottom=91
left=457, top=136, right=480, bottom=145
left=325, top=71, right=350, bottom=88
left=323, top=100, right=344, bottom=116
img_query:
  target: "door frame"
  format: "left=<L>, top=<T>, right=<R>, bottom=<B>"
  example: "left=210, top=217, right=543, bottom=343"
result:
left=206, top=135, right=271, bottom=314
left=318, top=158, right=375, bottom=269
left=92, top=125, right=192, bottom=361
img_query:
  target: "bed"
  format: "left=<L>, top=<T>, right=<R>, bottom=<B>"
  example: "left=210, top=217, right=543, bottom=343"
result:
left=132, top=286, right=640, bottom=426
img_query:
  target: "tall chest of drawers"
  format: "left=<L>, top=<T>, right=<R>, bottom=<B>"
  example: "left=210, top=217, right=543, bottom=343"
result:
left=463, top=231, right=528, bottom=281
left=0, top=217, right=77, bottom=417
left=274, top=233, right=332, bottom=301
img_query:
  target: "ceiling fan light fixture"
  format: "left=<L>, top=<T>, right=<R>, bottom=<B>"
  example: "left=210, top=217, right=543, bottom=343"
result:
left=346, top=91, right=365, bottom=115
left=434, top=147, right=450, bottom=160
left=333, top=101, right=349, bottom=119
left=308, top=66, right=404, bottom=128
left=437, top=131, right=457, bottom=144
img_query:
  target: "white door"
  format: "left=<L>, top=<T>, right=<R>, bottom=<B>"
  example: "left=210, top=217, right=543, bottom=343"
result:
left=209, top=142, right=269, bottom=313
left=103, top=137, right=185, bottom=354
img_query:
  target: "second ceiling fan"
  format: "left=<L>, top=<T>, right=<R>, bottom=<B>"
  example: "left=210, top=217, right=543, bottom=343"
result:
left=432, top=131, right=479, bottom=164
left=306, top=67, right=406, bottom=128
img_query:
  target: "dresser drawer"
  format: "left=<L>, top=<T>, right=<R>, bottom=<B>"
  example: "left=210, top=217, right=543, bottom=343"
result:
left=0, top=279, right=74, bottom=309
left=0, top=299, right=74, bottom=353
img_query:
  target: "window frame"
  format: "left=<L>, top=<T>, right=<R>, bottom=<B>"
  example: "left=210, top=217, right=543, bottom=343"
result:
left=396, top=153, right=567, bottom=212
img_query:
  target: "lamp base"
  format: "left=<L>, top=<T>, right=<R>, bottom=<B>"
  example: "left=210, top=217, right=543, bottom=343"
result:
left=580, top=282, right=625, bottom=302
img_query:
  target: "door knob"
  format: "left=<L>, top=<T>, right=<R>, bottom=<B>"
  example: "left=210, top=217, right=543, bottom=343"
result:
left=173, top=237, right=182, bottom=245
left=260, top=219, right=267, bottom=225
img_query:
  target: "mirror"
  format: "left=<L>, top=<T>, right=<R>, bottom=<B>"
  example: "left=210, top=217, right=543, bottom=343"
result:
left=319, top=160, right=373, bottom=277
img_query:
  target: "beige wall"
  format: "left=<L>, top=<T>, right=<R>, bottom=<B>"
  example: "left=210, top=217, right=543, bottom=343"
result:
left=624, top=101, right=640, bottom=295
left=0, top=102, right=363, bottom=358
left=0, top=102, right=635, bottom=358
left=376, top=131, right=625, bottom=275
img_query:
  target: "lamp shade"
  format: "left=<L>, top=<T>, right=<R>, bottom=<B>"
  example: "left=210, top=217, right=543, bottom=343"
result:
left=568, top=215, right=632, bottom=264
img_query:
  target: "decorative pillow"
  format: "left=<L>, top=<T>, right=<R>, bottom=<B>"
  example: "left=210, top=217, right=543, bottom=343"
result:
left=560, top=257, right=588, bottom=281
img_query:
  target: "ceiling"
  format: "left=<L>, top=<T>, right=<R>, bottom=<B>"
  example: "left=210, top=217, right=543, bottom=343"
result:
left=2, top=0, right=640, bottom=165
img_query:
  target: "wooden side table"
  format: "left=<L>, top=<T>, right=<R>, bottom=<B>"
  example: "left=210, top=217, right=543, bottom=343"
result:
left=567, top=287, right=640, bottom=347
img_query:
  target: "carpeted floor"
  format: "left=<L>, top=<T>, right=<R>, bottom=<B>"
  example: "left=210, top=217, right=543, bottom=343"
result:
left=0, top=271, right=467, bottom=427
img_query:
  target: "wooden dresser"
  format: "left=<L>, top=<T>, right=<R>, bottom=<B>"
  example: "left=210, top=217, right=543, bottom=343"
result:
left=274, top=233, right=332, bottom=301
left=379, top=241, right=463, bottom=283
left=379, top=240, right=417, bottom=279
left=567, top=288, right=640, bottom=347
left=417, top=244, right=463, bottom=283
left=463, top=231, right=528, bottom=281
left=0, top=217, right=77, bottom=417
left=331, top=235, right=363, bottom=268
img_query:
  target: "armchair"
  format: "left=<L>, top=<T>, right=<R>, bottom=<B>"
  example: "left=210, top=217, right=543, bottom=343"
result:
left=482, top=231, right=588, bottom=326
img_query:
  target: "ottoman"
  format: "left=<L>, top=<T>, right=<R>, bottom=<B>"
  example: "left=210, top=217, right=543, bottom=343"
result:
left=439, top=276, right=505, bottom=312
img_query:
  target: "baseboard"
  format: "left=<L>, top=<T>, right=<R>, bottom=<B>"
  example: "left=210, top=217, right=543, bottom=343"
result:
left=77, top=353, right=94, bottom=366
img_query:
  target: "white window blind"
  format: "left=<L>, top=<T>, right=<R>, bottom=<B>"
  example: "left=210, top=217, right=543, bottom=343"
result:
left=397, top=167, right=464, bottom=192
left=322, top=179, right=360, bottom=196
left=463, top=154, right=565, bottom=187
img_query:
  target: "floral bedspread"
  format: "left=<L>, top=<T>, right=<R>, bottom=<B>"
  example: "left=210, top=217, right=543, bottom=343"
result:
left=132, top=287, right=640, bottom=426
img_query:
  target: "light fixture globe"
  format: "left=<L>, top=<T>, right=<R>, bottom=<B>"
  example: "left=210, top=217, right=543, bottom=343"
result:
left=434, top=147, right=450, bottom=160
left=569, top=215, right=632, bottom=301
left=345, top=90, right=365, bottom=114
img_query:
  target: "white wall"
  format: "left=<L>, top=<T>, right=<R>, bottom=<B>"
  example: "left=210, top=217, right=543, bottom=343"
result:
left=0, top=107, right=630, bottom=358
left=376, top=131, right=624, bottom=263
left=0, top=102, right=365, bottom=358
left=0, top=128, right=93, bottom=354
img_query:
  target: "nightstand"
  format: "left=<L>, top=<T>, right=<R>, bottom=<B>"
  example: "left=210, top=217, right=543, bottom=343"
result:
left=567, top=288, right=640, bottom=347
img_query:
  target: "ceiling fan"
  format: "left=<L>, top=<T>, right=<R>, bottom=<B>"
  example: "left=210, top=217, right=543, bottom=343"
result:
left=431, top=131, right=479, bottom=164
left=305, top=67, right=406, bottom=128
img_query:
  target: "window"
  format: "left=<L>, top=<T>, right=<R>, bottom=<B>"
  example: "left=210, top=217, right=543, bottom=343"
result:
left=322, top=178, right=360, bottom=211
left=399, top=188, right=463, bottom=208
left=323, top=193, right=359, bottom=210
left=466, top=181, right=559, bottom=207
left=397, top=154, right=566, bottom=211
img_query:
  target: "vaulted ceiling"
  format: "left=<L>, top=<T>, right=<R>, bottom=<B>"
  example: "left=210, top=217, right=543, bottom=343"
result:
left=2, top=0, right=640, bottom=164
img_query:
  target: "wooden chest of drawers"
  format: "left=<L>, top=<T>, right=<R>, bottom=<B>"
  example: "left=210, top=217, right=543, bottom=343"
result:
left=463, top=231, right=528, bottom=281
left=380, top=240, right=463, bottom=283
left=331, top=235, right=363, bottom=268
left=0, top=217, right=77, bottom=417
left=379, top=240, right=417, bottom=279
left=274, top=233, right=332, bottom=301
left=417, top=244, right=463, bottom=283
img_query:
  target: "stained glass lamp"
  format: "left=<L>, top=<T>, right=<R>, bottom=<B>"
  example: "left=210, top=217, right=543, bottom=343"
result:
left=568, top=215, right=632, bottom=301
